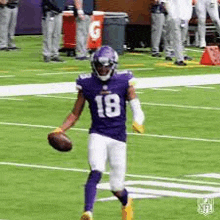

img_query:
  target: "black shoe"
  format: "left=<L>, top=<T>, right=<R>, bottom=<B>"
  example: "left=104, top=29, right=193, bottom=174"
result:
left=165, top=56, right=172, bottom=61
left=75, top=56, right=89, bottom=60
left=152, top=53, right=162, bottom=57
left=51, top=56, right=65, bottom=62
left=174, top=61, right=187, bottom=66
left=43, top=56, right=51, bottom=63
left=184, top=56, right=192, bottom=61
left=8, top=47, right=21, bottom=50
left=0, top=47, right=9, bottom=51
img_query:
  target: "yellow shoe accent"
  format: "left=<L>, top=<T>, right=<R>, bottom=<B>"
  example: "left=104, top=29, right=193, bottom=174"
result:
left=122, top=198, right=133, bottom=220
left=80, top=211, right=93, bottom=220
left=132, top=121, right=144, bottom=134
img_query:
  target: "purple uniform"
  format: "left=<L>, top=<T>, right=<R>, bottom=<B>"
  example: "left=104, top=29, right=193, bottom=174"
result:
left=76, top=70, right=133, bottom=142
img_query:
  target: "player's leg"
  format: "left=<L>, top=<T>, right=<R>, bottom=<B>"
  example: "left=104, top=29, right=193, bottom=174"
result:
left=76, top=15, right=90, bottom=59
left=171, top=17, right=186, bottom=65
left=207, top=0, right=220, bottom=37
left=81, top=133, right=107, bottom=220
left=0, top=6, right=9, bottom=50
left=42, top=11, right=54, bottom=62
left=163, top=15, right=174, bottom=60
left=7, top=7, right=18, bottom=49
left=151, top=12, right=165, bottom=57
left=195, top=0, right=207, bottom=48
left=51, top=13, right=64, bottom=62
left=108, top=139, right=133, bottom=220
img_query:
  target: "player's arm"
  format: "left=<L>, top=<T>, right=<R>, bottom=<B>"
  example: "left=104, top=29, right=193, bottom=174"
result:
left=74, top=0, right=85, bottom=20
left=53, top=90, right=86, bottom=133
left=127, top=85, right=145, bottom=133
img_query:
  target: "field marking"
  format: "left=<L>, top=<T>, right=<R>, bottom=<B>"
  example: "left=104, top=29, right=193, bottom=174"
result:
left=2, top=73, right=220, bottom=97
left=36, top=71, right=83, bottom=76
left=0, top=97, right=23, bottom=101
left=141, top=102, right=220, bottom=111
left=150, top=88, right=180, bottom=92
left=35, top=94, right=77, bottom=100
left=186, top=85, right=216, bottom=89
left=0, top=121, right=220, bottom=144
left=0, top=75, right=15, bottom=78
left=1, top=162, right=220, bottom=186
left=185, top=48, right=204, bottom=53
left=186, top=173, right=220, bottom=179
left=36, top=68, right=154, bottom=76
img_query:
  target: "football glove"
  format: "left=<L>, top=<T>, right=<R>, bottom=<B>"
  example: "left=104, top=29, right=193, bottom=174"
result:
left=52, top=127, right=64, bottom=133
left=132, top=121, right=144, bottom=134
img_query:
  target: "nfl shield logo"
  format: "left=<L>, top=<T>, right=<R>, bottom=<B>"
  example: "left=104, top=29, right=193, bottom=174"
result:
left=197, top=198, right=214, bottom=215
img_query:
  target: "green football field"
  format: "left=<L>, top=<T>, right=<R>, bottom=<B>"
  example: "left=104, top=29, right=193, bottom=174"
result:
left=1, top=35, right=220, bottom=220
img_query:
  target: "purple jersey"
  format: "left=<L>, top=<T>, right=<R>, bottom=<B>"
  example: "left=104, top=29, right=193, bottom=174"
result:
left=76, top=70, right=134, bottom=142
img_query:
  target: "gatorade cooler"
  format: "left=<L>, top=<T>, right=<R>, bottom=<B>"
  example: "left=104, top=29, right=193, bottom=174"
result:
left=62, top=11, right=76, bottom=49
left=62, top=11, right=104, bottom=54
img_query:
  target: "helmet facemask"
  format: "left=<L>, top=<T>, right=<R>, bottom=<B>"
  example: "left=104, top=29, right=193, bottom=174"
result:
left=91, top=46, right=118, bottom=81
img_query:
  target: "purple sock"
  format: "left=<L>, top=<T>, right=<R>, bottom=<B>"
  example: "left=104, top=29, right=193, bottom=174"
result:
left=84, top=170, right=102, bottom=212
left=112, top=188, right=128, bottom=206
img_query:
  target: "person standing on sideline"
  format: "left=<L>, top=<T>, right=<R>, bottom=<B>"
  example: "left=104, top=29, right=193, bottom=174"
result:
left=165, top=0, right=196, bottom=66
left=195, top=0, right=220, bottom=48
left=74, top=0, right=94, bottom=60
left=41, top=0, right=66, bottom=62
left=49, top=46, right=145, bottom=220
left=151, top=0, right=167, bottom=57
left=0, top=0, right=19, bottom=51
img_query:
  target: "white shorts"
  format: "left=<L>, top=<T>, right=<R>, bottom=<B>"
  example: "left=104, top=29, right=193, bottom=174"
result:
left=88, top=133, right=127, bottom=191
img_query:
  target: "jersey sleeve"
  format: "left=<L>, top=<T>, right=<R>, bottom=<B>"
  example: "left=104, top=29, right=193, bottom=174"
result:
left=76, top=73, right=92, bottom=90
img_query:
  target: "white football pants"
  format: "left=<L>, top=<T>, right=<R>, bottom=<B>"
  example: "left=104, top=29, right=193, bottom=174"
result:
left=195, top=0, right=220, bottom=47
left=88, top=133, right=126, bottom=192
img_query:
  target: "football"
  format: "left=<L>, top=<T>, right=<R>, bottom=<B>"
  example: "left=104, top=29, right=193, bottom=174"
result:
left=48, top=132, right=72, bottom=152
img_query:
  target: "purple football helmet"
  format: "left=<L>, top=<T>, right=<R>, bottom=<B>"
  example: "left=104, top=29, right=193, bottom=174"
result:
left=91, top=45, right=118, bottom=81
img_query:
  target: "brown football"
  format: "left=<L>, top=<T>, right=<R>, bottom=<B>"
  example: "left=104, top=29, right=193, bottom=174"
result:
left=48, top=132, right=72, bottom=152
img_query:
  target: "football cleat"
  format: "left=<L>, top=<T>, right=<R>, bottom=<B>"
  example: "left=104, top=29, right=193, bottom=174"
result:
left=132, top=121, right=144, bottom=134
left=80, top=211, right=93, bottom=220
left=122, top=197, right=133, bottom=220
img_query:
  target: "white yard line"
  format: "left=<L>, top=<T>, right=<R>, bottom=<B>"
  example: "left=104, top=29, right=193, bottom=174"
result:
left=36, top=71, right=83, bottom=76
left=150, top=88, right=180, bottom=92
left=185, top=48, right=204, bottom=53
left=186, top=85, right=216, bottom=89
left=142, top=102, right=220, bottom=111
left=0, top=121, right=219, bottom=143
left=0, top=75, right=15, bottom=78
left=1, top=162, right=220, bottom=186
left=36, top=94, right=77, bottom=100
left=0, top=97, right=23, bottom=101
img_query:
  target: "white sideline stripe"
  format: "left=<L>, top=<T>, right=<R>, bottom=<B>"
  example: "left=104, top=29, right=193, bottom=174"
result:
left=2, top=162, right=220, bottom=186
left=1, top=121, right=220, bottom=143
left=0, top=82, right=76, bottom=97
left=186, top=173, right=220, bottom=179
left=1, top=73, right=220, bottom=97
left=141, top=102, right=220, bottom=111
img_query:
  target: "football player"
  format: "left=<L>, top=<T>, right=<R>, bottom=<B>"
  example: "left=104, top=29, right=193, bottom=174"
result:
left=51, top=45, right=145, bottom=220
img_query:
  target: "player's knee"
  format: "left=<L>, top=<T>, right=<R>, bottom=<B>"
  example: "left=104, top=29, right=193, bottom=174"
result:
left=86, top=170, right=102, bottom=186
left=110, top=179, right=124, bottom=192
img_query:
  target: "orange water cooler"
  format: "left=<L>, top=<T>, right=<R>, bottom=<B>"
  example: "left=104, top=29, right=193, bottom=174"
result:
left=62, top=11, right=104, bottom=55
